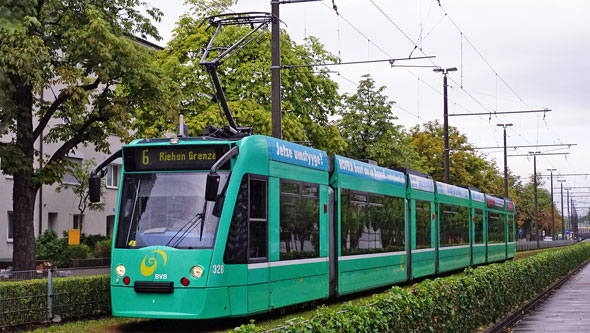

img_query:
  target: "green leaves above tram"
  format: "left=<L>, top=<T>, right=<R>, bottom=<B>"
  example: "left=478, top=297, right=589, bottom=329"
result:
left=144, top=0, right=345, bottom=154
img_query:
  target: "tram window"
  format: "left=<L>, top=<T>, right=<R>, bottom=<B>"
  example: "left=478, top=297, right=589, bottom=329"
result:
left=249, top=179, right=266, bottom=220
left=488, top=212, right=505, bottom=243
left=508, top=216, right=515, bottom=242
left=415, top=200, right=431, bottom=249
left=340, top=189, right=404, bottom=256
left=224, top=177, right=248, bottom=264
left=224, top=175, right=268, bottom=264
left=248, top=177, right=267, bottom=261
left=279, top=180, right=319, bottom=260
left=439, top=204, right=469, bottom=247
left=474, top=209, right=484, bottom=244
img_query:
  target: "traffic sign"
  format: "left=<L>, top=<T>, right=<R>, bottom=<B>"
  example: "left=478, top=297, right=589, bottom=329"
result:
left=566, top=230, right=570, bottom=235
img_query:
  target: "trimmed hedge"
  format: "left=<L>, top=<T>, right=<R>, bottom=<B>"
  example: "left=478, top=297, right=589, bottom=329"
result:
left=0, top=274, right=110, bottom=328
left=235, top=243, right=590, bottom=332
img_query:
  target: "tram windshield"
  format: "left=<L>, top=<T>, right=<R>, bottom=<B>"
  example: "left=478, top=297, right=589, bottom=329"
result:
left=114, top=172, right=228, bottom=249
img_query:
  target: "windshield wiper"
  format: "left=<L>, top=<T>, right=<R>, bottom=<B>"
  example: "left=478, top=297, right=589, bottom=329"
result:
left=164, top=206, right=206, bottom=248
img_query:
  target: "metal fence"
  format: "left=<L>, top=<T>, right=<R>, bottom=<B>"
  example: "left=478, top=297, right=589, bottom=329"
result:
left=0, top=267, right=110, bottom=329
left=516, top=239, right=577, bottom=252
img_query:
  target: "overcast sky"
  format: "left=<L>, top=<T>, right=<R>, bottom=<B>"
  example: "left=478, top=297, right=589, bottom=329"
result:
left=146, top=0, right=590, bottom=215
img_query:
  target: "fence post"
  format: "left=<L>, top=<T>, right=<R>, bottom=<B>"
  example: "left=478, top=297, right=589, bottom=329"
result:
left=47, top=268, right=53, bottom=321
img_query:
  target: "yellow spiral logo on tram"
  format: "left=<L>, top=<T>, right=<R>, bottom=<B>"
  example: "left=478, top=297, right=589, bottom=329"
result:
left=140, top=250, right=168, bottom=276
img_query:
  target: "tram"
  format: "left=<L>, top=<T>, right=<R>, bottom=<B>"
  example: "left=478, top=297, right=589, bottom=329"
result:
left=87, top=11, right=515, bottom=319
left=89, top=132, right=516, bottom=319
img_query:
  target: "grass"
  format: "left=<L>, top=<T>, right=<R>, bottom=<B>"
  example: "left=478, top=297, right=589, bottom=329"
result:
left=29, top=245, right=575, bottom=332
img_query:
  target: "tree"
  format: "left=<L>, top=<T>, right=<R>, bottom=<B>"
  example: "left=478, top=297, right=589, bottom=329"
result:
left=137, top=0, right=346, bottom=154
left=336, top=74, right=425, bottom=171
left=56, top=159, right=105, bottom=233
left=409, top=120, right=504, bottom=194
left=0, top=1, right=176, bottom=270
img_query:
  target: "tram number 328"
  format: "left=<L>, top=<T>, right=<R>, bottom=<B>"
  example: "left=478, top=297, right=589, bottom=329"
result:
left=212, top=265, right=224, bottom=274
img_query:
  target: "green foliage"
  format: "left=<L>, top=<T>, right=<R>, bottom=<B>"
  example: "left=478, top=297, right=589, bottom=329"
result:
left=0, top=275, right=110, bottom=328
left=1, top=0, right=178, bottom=270
left=410, top=120, right=504, bottom=194
left=35, top=230, right=94, bottom=267
left=145, top=1, right=346, bottom=154
left=234, top=243, right=590, bottom=332
left=93, top=238, right=112, bottom=258
left=336, top=74, right=425, bottom=171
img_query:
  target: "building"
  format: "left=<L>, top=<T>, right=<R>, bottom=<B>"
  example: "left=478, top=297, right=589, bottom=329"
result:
left=0, top=36, right=163, bottom=261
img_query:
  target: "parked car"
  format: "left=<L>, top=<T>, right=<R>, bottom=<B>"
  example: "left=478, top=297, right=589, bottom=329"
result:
left=543, top=236, right=553, bottom=241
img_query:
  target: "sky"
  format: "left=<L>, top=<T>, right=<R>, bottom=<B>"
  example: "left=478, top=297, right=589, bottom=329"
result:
left=145, top=0, right=590, bottom=216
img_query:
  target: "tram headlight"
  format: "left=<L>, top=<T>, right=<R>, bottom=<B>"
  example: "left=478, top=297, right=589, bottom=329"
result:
left=115, top=264, right=126, bottom=277
left=190, top=265, right=204, bottom=278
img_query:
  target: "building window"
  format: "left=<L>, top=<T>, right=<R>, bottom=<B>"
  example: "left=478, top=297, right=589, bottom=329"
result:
left=7, top=211, right=13, bottom=242
left=106, top=164, right=119, bottom=188
left=73, top=214, right=81, bottom=230
left=62, top=157, right=82, bottom=185
left=106, top=215, right=115, bottom=238
left=48, top=213, right=58, bottom=233
left=279, top=180, right=319, bottom=260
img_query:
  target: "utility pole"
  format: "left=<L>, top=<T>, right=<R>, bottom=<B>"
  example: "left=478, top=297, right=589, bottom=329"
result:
left=271, top=0, right=323, bottom=139
left=547, top=168, right=556, bottom=240
left=530, top=151, right=541, bottom=248
left=497, top=123, right=513, bottom=197
left=567, top=189, right=571, bottom=239
left=433, top=67, right=457, bottom=183
left=271, top=0, right=281, bottom=139
left=558, top=179, right=565, bottom=239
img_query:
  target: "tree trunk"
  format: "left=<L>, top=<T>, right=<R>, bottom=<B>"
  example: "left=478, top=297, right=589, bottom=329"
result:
left=13, top=174, right=37, bottom=271
left=12, top=79, right=37, bottom=271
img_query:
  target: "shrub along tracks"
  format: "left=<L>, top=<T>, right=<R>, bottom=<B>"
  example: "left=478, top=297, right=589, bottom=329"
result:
left=488, top=260, right=590, bottom=332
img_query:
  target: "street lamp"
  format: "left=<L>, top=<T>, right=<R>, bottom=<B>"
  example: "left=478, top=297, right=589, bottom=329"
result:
left=434, top=67, right=457, bottom=183
left=497, top=123, right=513, bottom=198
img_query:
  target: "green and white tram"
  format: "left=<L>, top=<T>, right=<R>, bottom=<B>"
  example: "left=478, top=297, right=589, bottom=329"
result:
left=89, top=133, right=516, bottom=319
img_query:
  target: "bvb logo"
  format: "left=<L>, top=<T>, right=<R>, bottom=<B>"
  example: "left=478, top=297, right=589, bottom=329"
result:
left=140, top=250, right=167, bottom=276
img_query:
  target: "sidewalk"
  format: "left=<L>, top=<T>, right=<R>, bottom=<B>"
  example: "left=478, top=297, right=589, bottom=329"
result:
left=512, top=261, right=590, bottom=332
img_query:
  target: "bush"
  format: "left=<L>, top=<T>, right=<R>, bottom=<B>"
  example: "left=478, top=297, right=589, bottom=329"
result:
left=94, top=238, right=112, bottom=258
left=0, top=275, right=110, bottom=328
left=80, top=233, right=108, bottom=248
left=234, top=243, right=590, bottom=332
left=35, top=230, right=92, bottom=267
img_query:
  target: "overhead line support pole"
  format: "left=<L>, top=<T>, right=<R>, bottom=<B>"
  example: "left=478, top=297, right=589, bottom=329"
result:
left=271, top=0, right=281, bottom=139
left=547, top=169, right=556, bottom=240
left=433, top=67, right=457, bottom=183
left=559, top=180, right=565, bottom=239
left=497, top=123, right=513, bottom=198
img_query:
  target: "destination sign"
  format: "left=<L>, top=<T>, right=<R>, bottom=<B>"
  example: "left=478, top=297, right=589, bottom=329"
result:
left=123, top=144, right=230, bottom=172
